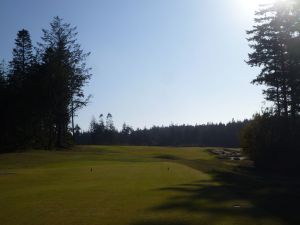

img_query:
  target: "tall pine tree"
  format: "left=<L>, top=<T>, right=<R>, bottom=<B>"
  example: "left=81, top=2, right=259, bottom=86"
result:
left=243, top=0, right=300, bottom=170
left=7, top=29, right=35, bottom=148
left=9, top=29, right=33, bottom=88
left=38, top=17, right=91, bottom=148
left=247, top=0, right=300, bottom=118
left=0, top=60, right=8, bottom=151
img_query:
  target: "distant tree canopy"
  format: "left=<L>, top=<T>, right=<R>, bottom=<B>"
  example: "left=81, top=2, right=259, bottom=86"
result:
left=0, top=17, right=91, bottom=152
left=75, top=114, right=249, bottom=148
left=243, top=0, right=300, bottom=172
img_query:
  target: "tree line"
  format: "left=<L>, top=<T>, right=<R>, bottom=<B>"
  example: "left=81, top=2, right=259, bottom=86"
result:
left=0, top=17, right=91, bottom=152
left=75, top=114, right=249, bottom=147
left=241, top=0, right=300, bottom=172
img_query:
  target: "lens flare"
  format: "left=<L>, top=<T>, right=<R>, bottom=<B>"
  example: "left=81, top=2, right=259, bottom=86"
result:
left=237, top=0, right=289, bottom=14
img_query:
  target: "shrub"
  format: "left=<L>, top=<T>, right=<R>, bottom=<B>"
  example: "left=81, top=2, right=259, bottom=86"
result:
left=241, top=113, right=300, bottom=172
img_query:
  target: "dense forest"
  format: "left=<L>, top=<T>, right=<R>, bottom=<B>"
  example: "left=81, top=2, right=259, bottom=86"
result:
left=75, top=114, right=249, bottom=147
left=241, top=1, right=300, bottom=171
left=0, top=17, right=91, bottom=152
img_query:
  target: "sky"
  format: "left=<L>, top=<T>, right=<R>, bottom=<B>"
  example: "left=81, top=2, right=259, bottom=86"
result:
left=0, top=0, right=271, bottom=130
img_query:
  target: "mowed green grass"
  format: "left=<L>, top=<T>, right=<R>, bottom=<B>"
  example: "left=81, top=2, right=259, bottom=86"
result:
left=0, top=146, right=299, bottom=225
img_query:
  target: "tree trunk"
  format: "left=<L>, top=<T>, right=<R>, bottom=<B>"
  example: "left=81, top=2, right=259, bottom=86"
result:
left=56, top=122, right=63, bottom=148
left=71, top=99, right=74, bottom=137
left=276, top=78, right=281, bottom=116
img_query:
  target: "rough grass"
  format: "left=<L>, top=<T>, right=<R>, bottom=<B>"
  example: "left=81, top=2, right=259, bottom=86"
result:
left=0, top=146, right=299, bottom=225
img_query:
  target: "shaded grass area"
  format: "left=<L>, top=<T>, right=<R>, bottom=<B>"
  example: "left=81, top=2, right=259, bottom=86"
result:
left=149, top=159, right=300, bottom=225
left=0, top=146, right=299, bottom=225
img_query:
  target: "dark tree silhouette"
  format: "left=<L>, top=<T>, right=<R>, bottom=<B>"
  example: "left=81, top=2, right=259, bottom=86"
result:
left=0, top=60, right=8, bottom=152
left=38, top=16, right=91, bottom=148
left=247, top=1, right=300, bottom=118
left=0, top=17, right=91, bottom=151
left=8, top=29, right=34, bottom=88
left=6, top=29, right=36, bottom=148
left=243, top=1, right=300, bottom=171
left=0, top=60, right=6, bottom=86
left=76, top=115, right=249, bottom=148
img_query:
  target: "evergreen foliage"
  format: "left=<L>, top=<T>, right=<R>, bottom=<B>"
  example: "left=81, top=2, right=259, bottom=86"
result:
left=76, top=115, right=248, bottom=147
left=243, top=0, right=300, bottom=171
left=247, top=0, right=300, bottom=118
left=0, top=17, right=91, bottom=151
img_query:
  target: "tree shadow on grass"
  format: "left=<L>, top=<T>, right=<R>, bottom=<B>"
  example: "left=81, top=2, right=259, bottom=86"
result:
left=153, top=154, right=181, bottom=160
left=148, top=158, right=300, bottom=225
left=131, top=219, right=190, bottom=225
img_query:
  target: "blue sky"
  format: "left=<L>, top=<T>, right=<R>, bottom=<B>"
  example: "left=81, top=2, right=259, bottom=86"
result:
left=0, top=0, right=265, bottom=130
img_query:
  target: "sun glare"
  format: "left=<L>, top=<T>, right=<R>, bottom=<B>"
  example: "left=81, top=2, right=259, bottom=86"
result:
left=237, top=0, right=288, bottom=15
left=247, top=0, right=276, bottom=9
left=257, top=0, right=277, bottom=5
left=251, top=0, right=289, bottom=8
